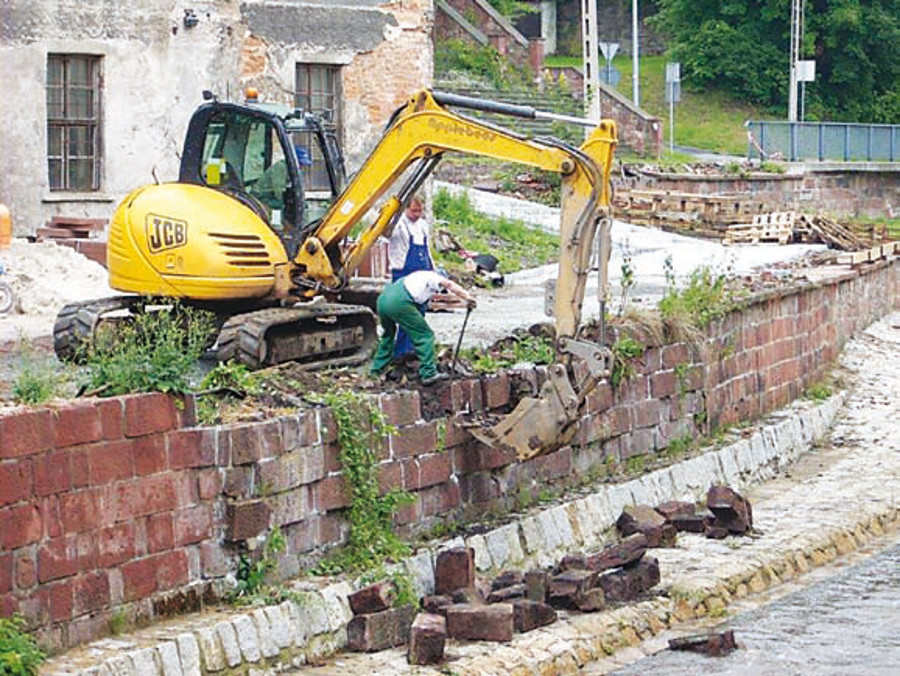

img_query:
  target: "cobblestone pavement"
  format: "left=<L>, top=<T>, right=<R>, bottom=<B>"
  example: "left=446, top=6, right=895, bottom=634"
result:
left=42, top=313, right=900, bottom=676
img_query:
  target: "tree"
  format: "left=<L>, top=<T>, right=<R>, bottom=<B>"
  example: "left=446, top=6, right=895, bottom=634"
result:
left=649, top=0, right=900, bottom=122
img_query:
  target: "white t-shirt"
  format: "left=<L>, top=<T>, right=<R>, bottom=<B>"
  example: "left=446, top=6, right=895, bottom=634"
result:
left=388, top=212, right=433, bottom=270
left=401, top=270, right=446, bottom=304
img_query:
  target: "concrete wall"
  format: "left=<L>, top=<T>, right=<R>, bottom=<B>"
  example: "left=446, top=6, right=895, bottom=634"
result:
left=0, top=1, right=433, bottom=235
left=1, top=257, right=897, bottom=652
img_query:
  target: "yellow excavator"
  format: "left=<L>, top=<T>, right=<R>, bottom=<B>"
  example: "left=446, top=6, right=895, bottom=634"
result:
left=53, top=89, right=617, bottom=458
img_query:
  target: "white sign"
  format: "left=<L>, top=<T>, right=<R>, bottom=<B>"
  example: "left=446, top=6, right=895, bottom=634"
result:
left=666, top=62, right=681, bottom=83
left=599, top=42, right=619, bottom=62
left=797, top=60, right=816, bottom=82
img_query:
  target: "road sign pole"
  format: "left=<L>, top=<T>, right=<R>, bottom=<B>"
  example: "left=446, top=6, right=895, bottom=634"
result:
left=669, top=90, right=674, bottom=154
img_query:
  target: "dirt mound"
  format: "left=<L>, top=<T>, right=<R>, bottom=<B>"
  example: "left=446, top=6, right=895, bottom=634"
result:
left=0, top=239, right=114, bottom=343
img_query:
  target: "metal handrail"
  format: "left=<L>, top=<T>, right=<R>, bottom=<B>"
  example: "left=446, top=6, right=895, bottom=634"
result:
left=746, top=120, right=900, bottom=162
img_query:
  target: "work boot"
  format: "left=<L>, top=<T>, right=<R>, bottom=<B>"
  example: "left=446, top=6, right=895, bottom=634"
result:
left=421, top=372, right=449, bottom=386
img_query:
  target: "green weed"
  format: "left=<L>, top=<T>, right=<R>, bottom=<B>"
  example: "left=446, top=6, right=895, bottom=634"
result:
left=610, top=336, right=645, bottom=389
left=659, top=261, right=738, bottom=330
left=804, top=382, right=832, bottom=401
left=309, top=389, right=414, bottom=575
left=12, top=346, right=60, bottom=405
left=230, top=526, right=287, bottom=604
left=0, top=615, right=45, bottom=676
left=80, top=300, right=216, bottom=397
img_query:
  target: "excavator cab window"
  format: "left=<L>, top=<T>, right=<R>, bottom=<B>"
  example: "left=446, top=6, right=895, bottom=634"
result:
left=199, top=109, right=304, bottom=242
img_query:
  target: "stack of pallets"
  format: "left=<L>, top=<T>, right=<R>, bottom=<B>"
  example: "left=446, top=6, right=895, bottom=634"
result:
left=724, top=212, right=795, bottom=245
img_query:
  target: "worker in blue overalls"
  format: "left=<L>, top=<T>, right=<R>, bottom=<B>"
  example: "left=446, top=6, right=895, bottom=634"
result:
left=385, top=195, right=436, bottom=358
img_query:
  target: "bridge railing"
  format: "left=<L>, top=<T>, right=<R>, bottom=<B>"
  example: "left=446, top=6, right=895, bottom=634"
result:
left=746, top=120, right=900, bottom=162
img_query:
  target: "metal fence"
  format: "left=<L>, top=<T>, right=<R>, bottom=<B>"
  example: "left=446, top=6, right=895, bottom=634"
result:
left=746, top=120, right=900, bottom=162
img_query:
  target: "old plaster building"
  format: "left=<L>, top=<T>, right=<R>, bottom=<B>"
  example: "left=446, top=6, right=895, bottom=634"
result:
left=0, top=1, right=433, bottom=236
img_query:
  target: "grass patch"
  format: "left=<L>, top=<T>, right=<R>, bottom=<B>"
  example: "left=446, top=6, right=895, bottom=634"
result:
left=0, top=615, right=45, bottom=675
left=432, top=188, right=559, bottom=277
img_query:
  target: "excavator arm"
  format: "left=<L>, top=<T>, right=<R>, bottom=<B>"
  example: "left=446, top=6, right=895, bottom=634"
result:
left=293, top=90, right=616, bottom=341
left=295, top=90, right=617, bottom=459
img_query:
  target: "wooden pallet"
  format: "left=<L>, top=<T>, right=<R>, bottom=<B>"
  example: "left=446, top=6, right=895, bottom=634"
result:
left=724, top=212, right=795, bottom=245
left=835, top=241, right=899, bottom=265
left=37, top=216, right=106, bottom=242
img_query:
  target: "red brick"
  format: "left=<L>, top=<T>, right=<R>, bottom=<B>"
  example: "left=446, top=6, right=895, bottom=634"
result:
left=76, top=531, right=99, bottom=571
left=377, top=461, right=403, bottom=495
left=155, top=550, right=189, bottom=591
left=98, top=522, right=136, bottom=567
left=445, top=603, right=513, bottom=642
left=258, top=446, right=325, bottom=492
left=173, top=504, right=212, bottom=546
left=122, top=557, right=158, bottom=601
left=0, top=410, right=54, bottom=458
left=529, top=446, right=572, bottom=482
left=59, top=489, right=102, bottom=533
left=347, top=606, right=416, bottom=652
left=198, top=468, right=224, bottom=500
left=39, top=497, right=61, bottom=539
left=391, top=421, right=438, bottom=459
left=0, top=459, right=33, bottom=506
left=451, top=378, right=484, bottom=412
left=379, top=391, right=422, bottom=426
left=271, top=487, right=313, bottom=526
left=230, top=419, right=282, bottom=465
left=53, top=402, right=102, bottom=448
left=483, top=373, right=510, bottom=409
left=280, top=410, right=320, bottom=449
left=145, top=513, right=174, bottom=553
left=226, top=500, right=271, bottom=541
left=70, top=448, right=90, bottom=488
left=113, top=474, right=178, bottom=519
left=650, top=371, right=678, bottom=399
left=458, top=472, right=500, bottom=505
left=49, top=579, right=74, bottom=622
left=33, top=450, right=73, bottom=497
left=322, top=442, right=342, bottom=474
left=0, top=553, right=11, bottom=593
left=168, top=428, right=216, bottom=469
left=315, top=474, right=350, bottom=512
left=435, top=547, right=474, bottom=595
left=38, top=536, right=78, bottom=583
left=123, top=393, right=177, bottom=437
left=73, top=572, right=110, bottom=615
left=87, top=440, right=135, bottom=485
left=133, top=435, right=168, bottom=476
left=224, top=466, right=254, bottom=498
left=404, top=453, right=451, bottom=490
left=0, top=504, right=43, bottom=549
left=419, top=482, right=461, bottom=518
left=14, top=552, right=35, bottom=589
left=97, top=398, right=124, bottom=440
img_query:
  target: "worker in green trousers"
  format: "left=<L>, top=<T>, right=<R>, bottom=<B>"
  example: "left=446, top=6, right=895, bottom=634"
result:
left=371, top=270, right=476, bottom=385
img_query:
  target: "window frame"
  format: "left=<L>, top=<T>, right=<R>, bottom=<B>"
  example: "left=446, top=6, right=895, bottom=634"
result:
left=294, top=63, right=342, bottom=194
left=46, top=53, right=103, bottom=192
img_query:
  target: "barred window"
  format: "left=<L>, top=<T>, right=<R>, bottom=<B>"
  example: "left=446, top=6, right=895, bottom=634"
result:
left=294, top=63, right=342, bottom=192
left=47, top=54, right=102, bottom=191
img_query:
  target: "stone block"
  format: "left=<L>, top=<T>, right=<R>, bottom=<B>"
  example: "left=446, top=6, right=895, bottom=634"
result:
left=445, top=603, right=514, bottom=642
left=548, top=569, right=597, bottom=610
left=584, top=533, right=648, bottom=571
left=422, top=595, right=454, bottom=615
left=347, top=605, right=416, bottom=652
left=486, top=584, right=526, bottom=603
left=655, top=500, right=696, bottom=521
left=524, top=570, right=548, bottom=603
left=574, top=587, right=606, bottom=612
left=490, top=570, right=524, bottom=591
left=616, top=504, right=677, bottom=547
left=226, top=500, right=271, bottom=542
left=434, top=546, right=474, bottom=595
left=706, top=485, right=753, bottom=534
left=596, top=556, right=660, bottom=603
left=348, top=580, right=397, bottom=616
left=673, top=514, right=712, bottom=533
left=511, top=599, right=557, bottom=633
left=407, top=613, right=446, bottom=665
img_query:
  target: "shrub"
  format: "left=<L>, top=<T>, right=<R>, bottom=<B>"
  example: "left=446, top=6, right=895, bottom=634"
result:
left=0, top=615, right=45, bottom=676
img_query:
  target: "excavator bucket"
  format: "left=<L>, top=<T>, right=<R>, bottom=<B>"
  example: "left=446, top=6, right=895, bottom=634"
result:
left=467, top=364, right=581, bottom=460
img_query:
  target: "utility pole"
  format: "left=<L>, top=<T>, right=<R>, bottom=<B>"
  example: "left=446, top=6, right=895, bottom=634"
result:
left=582, top=0, right=600, bottom=122
left=788, top=0, right=804, bottom=121
left=632, top=0, right=639, bottom=106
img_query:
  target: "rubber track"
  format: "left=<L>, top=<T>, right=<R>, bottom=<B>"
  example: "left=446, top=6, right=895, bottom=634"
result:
left=53, top=296, right=140, bottom=362
left=216, top=304, right=377, bottom=370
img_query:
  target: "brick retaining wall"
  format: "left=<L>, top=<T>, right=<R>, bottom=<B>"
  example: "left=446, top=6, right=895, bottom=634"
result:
left=1, top=260, right=897, bottom=652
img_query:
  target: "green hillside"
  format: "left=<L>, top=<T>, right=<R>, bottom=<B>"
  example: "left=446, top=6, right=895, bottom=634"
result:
left=546, top=54, right=763, bottom=156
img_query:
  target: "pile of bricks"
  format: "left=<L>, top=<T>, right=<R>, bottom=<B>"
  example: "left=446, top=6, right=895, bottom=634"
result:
left=347, top=484, right=754, bottom=666
left=36, top=216, right=107, bottom=267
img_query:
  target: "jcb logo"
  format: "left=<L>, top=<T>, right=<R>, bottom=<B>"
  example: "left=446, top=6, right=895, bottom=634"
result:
left=146, top=214, right=188, bottom=253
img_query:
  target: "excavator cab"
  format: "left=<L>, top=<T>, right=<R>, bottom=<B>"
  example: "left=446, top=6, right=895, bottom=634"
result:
left=177, top=95, right=346, bottom=259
